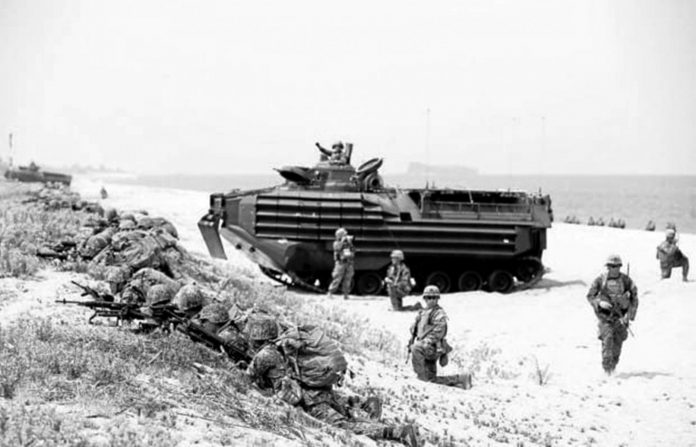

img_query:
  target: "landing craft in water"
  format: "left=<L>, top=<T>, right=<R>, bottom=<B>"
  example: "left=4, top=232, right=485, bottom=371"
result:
left=198, top=143, right=553, bottom=294
left=4, top=161, right=72, bottom=186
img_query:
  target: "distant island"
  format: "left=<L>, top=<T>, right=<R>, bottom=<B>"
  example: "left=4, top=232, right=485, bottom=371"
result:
left=406, top=162, right=478, bottom=177
left=384, top=162, right=478, bottom=188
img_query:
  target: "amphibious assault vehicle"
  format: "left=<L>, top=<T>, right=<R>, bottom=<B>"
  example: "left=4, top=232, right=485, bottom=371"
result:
left=199, top=143, right=553, bottom=294
left=4, top=162, right=72, bottom=186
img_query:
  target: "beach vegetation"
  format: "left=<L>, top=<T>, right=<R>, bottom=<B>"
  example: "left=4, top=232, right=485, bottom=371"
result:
left=531, top=356, right=552, bottom=386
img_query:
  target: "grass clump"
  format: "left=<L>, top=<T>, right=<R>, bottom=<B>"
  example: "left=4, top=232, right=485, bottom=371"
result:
left=530, top=355, right=552, bottom=386
left=0, top=188, right=86, bottom=277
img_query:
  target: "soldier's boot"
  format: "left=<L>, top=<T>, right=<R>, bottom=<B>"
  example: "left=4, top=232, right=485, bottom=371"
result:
left=389, top=424, right=421, bottom=447
left=603, top=356, right=616, bottom=375
left=360, top=396, right=383, bottom=420
left=458, top=373, right=473, bottom=390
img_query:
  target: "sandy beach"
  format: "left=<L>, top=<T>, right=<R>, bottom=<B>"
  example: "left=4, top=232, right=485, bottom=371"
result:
left=2, top=176, right=694, bottom=446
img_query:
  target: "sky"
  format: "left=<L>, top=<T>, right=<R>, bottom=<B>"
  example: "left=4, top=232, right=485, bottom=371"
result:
left=1, top=0, right=695, bottom=175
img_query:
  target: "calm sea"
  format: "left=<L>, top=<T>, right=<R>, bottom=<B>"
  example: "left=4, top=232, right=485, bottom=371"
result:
left=112, top=173, right=696, bottom=234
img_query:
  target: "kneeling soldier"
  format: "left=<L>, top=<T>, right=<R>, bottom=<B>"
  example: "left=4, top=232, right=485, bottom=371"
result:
left=408, top=285, right=472, bottom=389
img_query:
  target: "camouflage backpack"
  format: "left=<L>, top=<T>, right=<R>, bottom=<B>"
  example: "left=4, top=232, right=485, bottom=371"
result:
left=276, top=325, right=348, bottom=388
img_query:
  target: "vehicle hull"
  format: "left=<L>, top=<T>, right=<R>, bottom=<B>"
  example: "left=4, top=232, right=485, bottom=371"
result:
left=199, top=185, right=551, bottom=294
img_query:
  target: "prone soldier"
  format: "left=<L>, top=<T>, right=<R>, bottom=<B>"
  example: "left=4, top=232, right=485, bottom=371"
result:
left=245, top=316, right=421, bottom=446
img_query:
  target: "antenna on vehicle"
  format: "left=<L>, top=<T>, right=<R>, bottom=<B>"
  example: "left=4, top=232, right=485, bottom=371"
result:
left=541, top=116, right=546, bottom=174
left=425, top=108, right=431, bottom=188
left=8, top=132, right=13, bottom=167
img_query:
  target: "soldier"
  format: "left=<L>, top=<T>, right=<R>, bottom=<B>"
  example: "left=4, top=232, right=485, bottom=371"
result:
left=329, top=141, right=348, bottom=165
left=408, top=285, right=472, bottom=389
left=110, top=229, right=163, bottom=273
left=586, top=254, right=639, bottom=374
left=245, top=317, right=421, bottom=447
left=384, top=250, right=420, bottom=311
left=327, top=227, right=355, bottom=300
left=171, top=282, right=210, bottom=317
left=645, top=220, right=656, bottom=231
left=100, top=186, right=108, bottom=199
left=120, top=267, right=181, bottom=305
left=105, top=265, right=132, bottom=295
left=79, top=227, right=116, bottom=259
left=656, top=228, right=689, bottom=281
left=195, top=302, right=232, bottom=333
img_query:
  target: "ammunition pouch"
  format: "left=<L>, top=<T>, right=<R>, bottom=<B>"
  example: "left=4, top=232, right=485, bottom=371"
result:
left=615, top=293, right=630, bottom=310
left=437, top=339, right=453, bottom=367
left=340, top=248, right=354, bottom=262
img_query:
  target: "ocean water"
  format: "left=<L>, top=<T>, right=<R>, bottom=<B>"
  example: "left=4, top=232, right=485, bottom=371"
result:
left=112, top=173, right=696, bottom=234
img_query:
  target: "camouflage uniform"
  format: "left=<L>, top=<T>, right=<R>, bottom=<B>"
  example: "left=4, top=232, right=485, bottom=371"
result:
left=195, top=302, right=231, bottom=333
left=587, top=256, right=639, bottom=374
left=409, top=287, right=470, bottom=388
left=385, top=255, right=418, bottom=311
left=111, top=230, right=163, bottom=272
left=656, top=232, right=689, bottom=281
left=247, top=343, right=419, bottom=446
left=328, top=230, right=355, bottom=297
left=121, top=267, right=181, bottom=305
left=151, top=228, right=187, bottom=279
left=79, top=227, right=116, bottom=259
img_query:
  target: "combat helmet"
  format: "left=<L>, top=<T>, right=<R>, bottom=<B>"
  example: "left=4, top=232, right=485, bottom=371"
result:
left=331, top=141, right=345, bottom=150
left=246, top=314, right=279, bottom=341
left=217, top=327, right=249, bottom=356
left=172, top=283, right=209, bottom=314
left=423, top=285, right=440, bottom=298
left=605, top=254, right=622, bottom=266
left=146, top=284, right=178, bottom=306
left=106, top=266, right=131, bottom=293
left=118, top=220, right=136, bottom=231
left=104, top=208, right=119, bottom=223
left=198, top=302, right=231, bottom=324
left=390, top=249, right=404, bottom=261
left=335, top=227, right=347, bottom=238
left=665, top=228, right=676, bottom=238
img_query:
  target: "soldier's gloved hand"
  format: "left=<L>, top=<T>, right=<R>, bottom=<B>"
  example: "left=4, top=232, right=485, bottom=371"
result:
left=597, top=300, right=612, bottom=310
left=619, top=314, right=630, bottom=326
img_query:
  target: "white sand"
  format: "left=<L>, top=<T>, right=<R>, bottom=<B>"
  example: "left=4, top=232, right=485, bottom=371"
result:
left=63, top=177, right=696, bottom=445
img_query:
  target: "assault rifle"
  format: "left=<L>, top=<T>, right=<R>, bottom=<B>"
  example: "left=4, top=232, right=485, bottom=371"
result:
left=37, top=241, right=78, bottom=261
left=55, top=297, right=149, bottom=324
left=162, top=309, right=251, bottom=363
left=60, top=282, right=251, bottom=363
left=56, top=281, right=145, bottom=324
left=71, top=280, right=115, bottom=302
